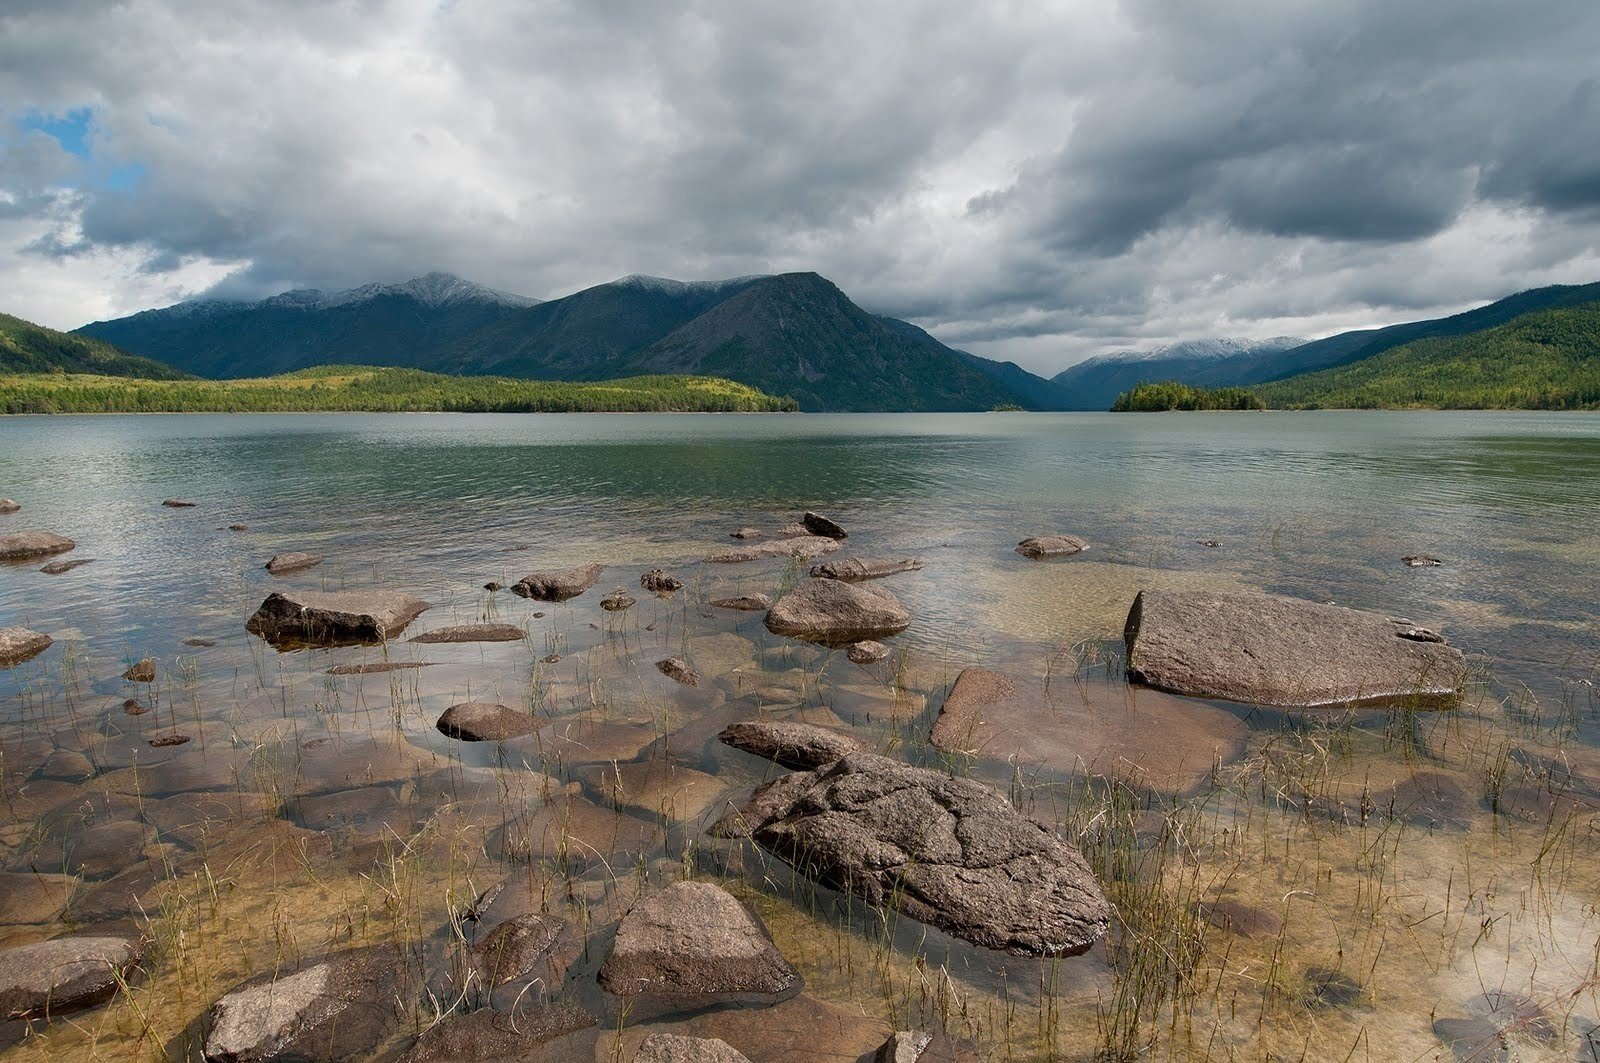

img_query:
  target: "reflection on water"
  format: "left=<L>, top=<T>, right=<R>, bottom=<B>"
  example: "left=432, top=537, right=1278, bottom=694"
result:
left=2, top=411, right=1599, bottom=1060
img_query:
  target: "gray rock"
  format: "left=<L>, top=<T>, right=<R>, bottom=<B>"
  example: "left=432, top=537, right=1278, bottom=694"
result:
left=471, top=913, right=581, bottom=990
left=437, top=702, right=539, bottom=742
left=0, top=530, right=75, bottom=561
left=725, top=753, right=1110, bottom=956
left=264, top=552, right=323, bottom=575
left=246, top=589, right=430, bottom=647
left=801, top=511, right=848, bottom=539
left=161, top=499, right=197, bottom=508
left=708, top=594, right=773, bottom=612
left=511, top=563, right=604, bottom=601
left=1124, top=589, right=1467, bottom=708
left=874, top=1030, right=980, bottom=1062
left=656, top=657, right=701, bottom=686
left=847, top=640, right=891, bottom=664
left=636, top=1033, right=753, bottom=1062
left=705, top=537, right=839, bottom=564
left=396, top=1003, right=598, bottom=1062
left=409, top=623, right=525, bottom=644
left=0, top=626, right=52, bottom=667
left=1015, top=535, right=1087, bottom=559
left=122, top=658, right=158, bottom=682
left=39, top=557, right=94, bottom=574
left=641, top=569, right=684, bottom=594
left=765, top=580, right=911, bottom=645
left=810, top=557, right=924, bottom=582
left=0, top=498, right=18, bottom=513
left=718, top=721, right=868, bottom=771
left=598, top=881, right=801, bottom=1002
left=202, top=946, right=410, bottom=1062
left=0, top=935, right=143, bottom=1019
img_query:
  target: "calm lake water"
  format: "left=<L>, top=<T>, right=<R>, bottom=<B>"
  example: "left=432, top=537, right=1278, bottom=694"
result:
left=2, top=410, right=1599, bottom=1061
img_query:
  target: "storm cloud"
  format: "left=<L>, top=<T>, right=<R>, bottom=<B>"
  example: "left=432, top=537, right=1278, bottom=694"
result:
left=2, top=0, right=1599, bottom=371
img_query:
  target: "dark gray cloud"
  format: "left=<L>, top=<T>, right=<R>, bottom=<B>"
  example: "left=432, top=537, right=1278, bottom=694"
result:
left=1, top=0, right=1599, bottom=371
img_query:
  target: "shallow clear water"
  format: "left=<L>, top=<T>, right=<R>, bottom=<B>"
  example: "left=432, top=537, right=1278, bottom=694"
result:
left=2, top=410, right=1599, bottom=1061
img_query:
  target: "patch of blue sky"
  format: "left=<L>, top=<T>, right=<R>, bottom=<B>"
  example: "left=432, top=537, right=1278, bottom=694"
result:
left=11, top=106, right=146, bottom=191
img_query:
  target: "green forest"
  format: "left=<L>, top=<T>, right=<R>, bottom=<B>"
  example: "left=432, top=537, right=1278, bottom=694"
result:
left=0, top=365, right=798, bottom=414
left=0, top=311, right=191, bottom=379
left=1109, top=381, right=1267, bottom=411
left=1256, top=303, right=1600, bottom=409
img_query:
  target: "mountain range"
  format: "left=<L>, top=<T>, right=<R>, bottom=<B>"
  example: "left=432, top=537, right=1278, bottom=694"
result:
left=44, top=270, right=1600, bottom=411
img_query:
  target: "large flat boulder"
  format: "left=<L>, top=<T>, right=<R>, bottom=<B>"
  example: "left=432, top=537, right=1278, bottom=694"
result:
left=765, top=580, right=911, bottom=645
left=809, top=558, right=924, bottom=582
left=0, top=627, right=52, bottom=667
left=930, top=667, right=1248, bottom=795
left=410, top=623, right=525, bottom=644
left=1124, top=590, right=1467, bottom=708
left=511, top=563, right=604, bottom=601
left=395, top=1002, right=598, bottom=1062
left=723, top=754, right=1109, bottom=956
left=637, top=1033, right=753, bottom=1062
left=1015, top=535, right=1086, bottom=559
left=598, top=881, right=801, bottom=1003
left=0, top=935, right=144, bottom=1019
left=705, top=537, right=839, bottom=564
left=202, top=946, right=411, bottom=1062
left=0, top=530, right=75, bottom=561
left=246, top=589, right=430, bottom=647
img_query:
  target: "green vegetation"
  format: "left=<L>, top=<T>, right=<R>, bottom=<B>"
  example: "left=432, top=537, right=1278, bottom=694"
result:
left=1257, top=302, right=1600, bottom=409
left=0, top=364, right=798, bottom=414
left=1109, top=381, right=1266, bottom=411
left=0, top=311, right=191, bottom=379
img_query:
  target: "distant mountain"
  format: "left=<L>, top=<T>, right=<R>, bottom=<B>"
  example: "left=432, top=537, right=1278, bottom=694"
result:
left=441, top=274, right=766, bottom=379
left=76, top=272, right=539, bottom=378
left=1258, top=301, right=1600, bottom=410
left=1051, top=337, right=1307, bottom=411
left=609, top=273, right=1027, bottom=411
left=873, top=316, right=1072, bottom=410
left=1, top=311, right=189, bottom=379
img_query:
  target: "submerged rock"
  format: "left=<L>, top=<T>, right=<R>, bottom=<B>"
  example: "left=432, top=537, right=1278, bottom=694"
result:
left=0, top=498, right=18, bottom=513
left=765, top=579, right=911, bottom=645
left=471, top=913, right=581, bottom=990
left=40, top=557, right=94, bottom=574
left=729, top=527, right=763, bottom=540
left=801, top=511, right=848, bottom=539
left=847, top=640, right=891, bottom=664
left=246, top=589, right=430, bottom=647
left=0, top=626, right=52, bottom=667
left=202, top=946, right=411, bottom=1063
left=327, top=661, right=432, bottom=675
left=718, top=720, right=868, bottom=771
left=929, top=666, right=1248, bottom=795
left=1015, top=535, right=1087, bottom=559
left=874, top=1030, right=981, bottom=1062
left=0, top=935, right=144, bottom=1019
left=708, top=593, right=773, bottom=612
left=161, top=499, right=197, bottom=508
left=1124, top=589, right=1467, bottom=708
left=437, top=702, right=539, bottom=741
left=396, top=1003, right=598, bottom=1062
left=1433, top=991, right=1556, bottom=1060
left=264, top=552, right=323, bottom=575
left=636, top=1033, right=753, bottom=1062
left=598, top=881, right=802, bottom=1002
left=809, top=558, right=924, bottom=582
left=602, top=591, right=638, bottom=611
left=511, top=563, right=604, bottom=601
left=723, top=753, right=1110, bottom=956
left=641, top=569, right=684, bottom=594
left=122, top=658, right=158, bottom=682
left=705, top=537, right=839, bottom=564
left=0, top=529, right=75, bottom=561
left=409, top=623, right=525, bottom=644
left=656, top=657, right=701, bottom=686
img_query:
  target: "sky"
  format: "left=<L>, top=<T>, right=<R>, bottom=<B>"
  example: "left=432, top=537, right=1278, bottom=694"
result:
left=3, top=0, right=1599, bottom=375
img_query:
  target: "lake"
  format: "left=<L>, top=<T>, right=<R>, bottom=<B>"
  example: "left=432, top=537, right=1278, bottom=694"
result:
left=2, top=411, right=1598, bottom=1060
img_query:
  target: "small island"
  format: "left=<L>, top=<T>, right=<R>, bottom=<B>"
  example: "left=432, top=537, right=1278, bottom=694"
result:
left=1109, top=381, right=1265, bottom=412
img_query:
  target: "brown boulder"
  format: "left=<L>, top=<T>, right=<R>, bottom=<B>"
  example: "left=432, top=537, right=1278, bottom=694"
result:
left=801, top=511, right=848, bottom=539
left=705, top=537, right=839, bottom=564
left=847, top=640, right=891, bottom=664
left=437, top=702, right=539, bottom=742
left=642, top=569, right=684, bottom=594
left=1124, top=589, right=1467, bottom=708
left=511, top=563, right=604, bottom=601
left=725, top=753, right=1109, bottom=956
left=709, top=594, right=773, bottom=612
left=637, top=1033, right=753, bottom=1062
left=598, top=881, right=802, bottom=1002
left=39, top=558, right=93, bottom=574
left=161, top=499, right=196, bottom=508
left=1015, top=535, right=1087, bottom=558
left=264, top=552, right=323, bottom=574
left=0, top=627, right=52, bottom=667
left=810, top=557, right=923, bottom=582
left=0, top=934, right=144, bottom=1019
left=765, top=580, right=911, bottom=645
left=246, top=589, right=430, bottom=647
left=718, top=720, right=868, bottom=771
left=409, top=623, right=525, bottom=644
left=122, top=658, right=157, bottom=682
left=656, top=657, right=701, bottom=686
left=0, top=498, right=18, bottom=513
left=0, top=530, right=75, bottom=561
left=470, top=913, right=581, bottom=990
